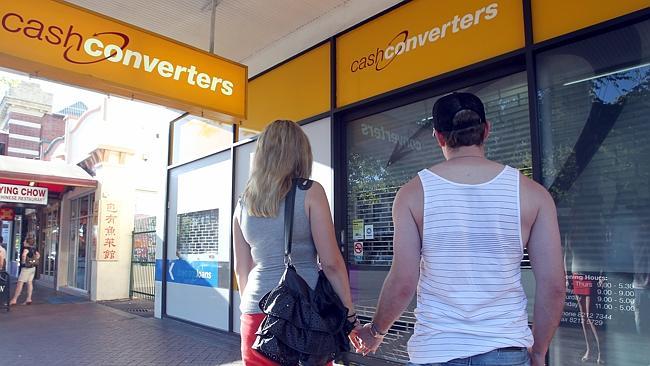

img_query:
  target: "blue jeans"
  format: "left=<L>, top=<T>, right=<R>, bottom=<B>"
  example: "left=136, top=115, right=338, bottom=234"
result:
left=407, top=347, right=531, bottom=366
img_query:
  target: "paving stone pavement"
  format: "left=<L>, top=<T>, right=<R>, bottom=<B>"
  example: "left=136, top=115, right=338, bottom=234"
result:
left=0, top=291, right=242, bottom=366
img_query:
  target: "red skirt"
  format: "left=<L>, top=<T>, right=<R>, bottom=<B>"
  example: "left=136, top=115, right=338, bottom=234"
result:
left=241, top=313, right=279, bottom=366
left=240, top=313, right=333, bottom=366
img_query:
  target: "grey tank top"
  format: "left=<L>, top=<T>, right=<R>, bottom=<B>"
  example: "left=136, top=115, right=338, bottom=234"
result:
left=236, top=187, right=320, bottom=314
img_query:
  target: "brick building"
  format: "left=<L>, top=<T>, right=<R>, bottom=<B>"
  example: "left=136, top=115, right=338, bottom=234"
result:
left=0, top=82, right=70, bottom=159
left=0, top=130, right=7, bottom=155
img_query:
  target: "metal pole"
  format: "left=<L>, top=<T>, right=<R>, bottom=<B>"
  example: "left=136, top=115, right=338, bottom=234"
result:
left=129, top=230, right=134, bottom=299
left=209, top=0, right=217, bottom=53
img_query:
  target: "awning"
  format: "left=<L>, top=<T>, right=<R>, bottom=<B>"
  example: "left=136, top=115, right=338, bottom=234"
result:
left=0, top=155, right=96, bottom=188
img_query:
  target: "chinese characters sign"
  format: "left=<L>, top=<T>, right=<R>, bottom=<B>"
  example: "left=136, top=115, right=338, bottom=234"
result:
left=97, top=200, right=119, bottom=261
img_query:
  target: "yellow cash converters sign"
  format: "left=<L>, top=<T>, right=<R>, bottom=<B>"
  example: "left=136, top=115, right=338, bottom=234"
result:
left=336, top=0, right=524, bottom=107
left=0, top=0, right=247, bottom=122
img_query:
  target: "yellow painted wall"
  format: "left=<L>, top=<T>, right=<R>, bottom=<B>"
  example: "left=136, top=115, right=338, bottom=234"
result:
left=242, top=43, right=330, bottom=135
left=532, top=0, right=648, bottom=43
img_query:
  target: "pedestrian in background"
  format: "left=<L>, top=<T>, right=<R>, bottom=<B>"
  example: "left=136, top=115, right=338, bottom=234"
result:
left=10, top=236, right=40, bottom=306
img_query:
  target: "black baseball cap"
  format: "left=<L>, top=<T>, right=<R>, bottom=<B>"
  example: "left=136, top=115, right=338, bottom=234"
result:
left=432, top=92, right=486, bottom=132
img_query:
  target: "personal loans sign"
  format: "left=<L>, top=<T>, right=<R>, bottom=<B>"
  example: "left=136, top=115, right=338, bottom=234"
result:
left=0, top=184, right=47, bottom=205
left=0, top=0, right=246, bottom=121
left=336, top=0, right=524, bottom=107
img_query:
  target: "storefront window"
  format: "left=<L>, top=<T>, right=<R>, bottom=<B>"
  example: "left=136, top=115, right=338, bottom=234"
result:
left=538, top=20, right=650, bottom=365
left=171, top=115, right=233, bottom=165
left=345, top=72, right=531, bottom=363
left=165, top=150, right=232, bottom=330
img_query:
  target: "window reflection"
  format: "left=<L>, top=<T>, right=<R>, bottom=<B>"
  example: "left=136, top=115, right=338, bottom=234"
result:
left=538, top=19, right=650, bottom=366
left=171, top=116, right=233, bottom=165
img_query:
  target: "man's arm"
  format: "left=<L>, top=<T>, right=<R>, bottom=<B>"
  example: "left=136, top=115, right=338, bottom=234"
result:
left=357, top=181, right=421, bottom=354
left=527, top=187, right=566, bottom=363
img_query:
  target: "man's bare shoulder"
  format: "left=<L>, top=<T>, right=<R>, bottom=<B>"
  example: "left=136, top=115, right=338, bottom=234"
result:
left=519, top=172, right=555, bottom=208
left=394, top=175, right=424, bottom=218
left=397, top=176, right=423, bottom=200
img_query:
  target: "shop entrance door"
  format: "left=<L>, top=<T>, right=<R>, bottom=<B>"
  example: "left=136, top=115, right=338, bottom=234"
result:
left=41, top=206, right=60, bottom=284
left=68, top=194, right=94, bottom=292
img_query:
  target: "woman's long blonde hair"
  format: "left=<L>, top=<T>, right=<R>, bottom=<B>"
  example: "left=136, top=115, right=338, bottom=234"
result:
left=242, top=120, right=313, bottom=217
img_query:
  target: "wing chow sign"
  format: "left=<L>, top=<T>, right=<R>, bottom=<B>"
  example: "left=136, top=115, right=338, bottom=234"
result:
left=0, top=184, right=48, bottom=205
left=0, top=0, right=246, bottom=121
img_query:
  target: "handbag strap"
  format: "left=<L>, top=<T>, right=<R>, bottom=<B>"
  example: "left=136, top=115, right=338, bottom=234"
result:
left=284, top=179, right=298, bottom=263
left=284, top=179, right=314, bottom=263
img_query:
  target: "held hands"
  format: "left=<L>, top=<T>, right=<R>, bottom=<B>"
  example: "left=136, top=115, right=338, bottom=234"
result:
left=352, top=323, right=385, bottom=356
left=346, top=313, right=364, bottom=352
left=348, top=323, right=364, bottom=351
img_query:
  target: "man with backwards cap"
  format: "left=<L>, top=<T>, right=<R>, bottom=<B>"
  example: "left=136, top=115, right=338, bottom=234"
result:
left=355, top=92, right=566, bottom=366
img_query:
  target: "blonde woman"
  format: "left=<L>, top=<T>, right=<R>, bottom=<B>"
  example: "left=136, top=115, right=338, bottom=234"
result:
left=233, top=120, right=357, bottom=365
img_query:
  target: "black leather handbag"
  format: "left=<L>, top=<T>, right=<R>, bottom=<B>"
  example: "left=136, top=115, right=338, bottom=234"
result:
left=252, top=178, right=353, bottom=366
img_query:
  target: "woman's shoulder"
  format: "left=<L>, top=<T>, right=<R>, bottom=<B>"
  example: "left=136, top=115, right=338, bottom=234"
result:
left=303, top=180, right=330, bottom=209
left=301, top=179, right=325, bottom=197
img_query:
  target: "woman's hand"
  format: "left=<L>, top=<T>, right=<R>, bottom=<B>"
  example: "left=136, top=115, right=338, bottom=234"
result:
left=355, top=323, right=384, bottom=356
left=348, top=323, right=364, bottom=351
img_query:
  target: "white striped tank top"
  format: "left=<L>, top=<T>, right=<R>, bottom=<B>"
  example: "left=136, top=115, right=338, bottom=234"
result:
left=407, top=166, right=533, bottom=364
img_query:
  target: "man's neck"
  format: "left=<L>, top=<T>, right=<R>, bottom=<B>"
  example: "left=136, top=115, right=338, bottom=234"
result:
left=444, top=145, right=486, bottom=161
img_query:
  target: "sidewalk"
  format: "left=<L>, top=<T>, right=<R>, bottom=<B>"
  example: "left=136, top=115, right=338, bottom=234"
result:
left=0, top=282, right=242, bottom=366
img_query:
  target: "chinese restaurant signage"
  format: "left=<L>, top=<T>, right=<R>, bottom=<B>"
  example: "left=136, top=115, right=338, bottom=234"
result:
left=0, top=183, right=47, bottom=205
left=0, top=0, right=247, bottom=121
left=97, top=199, right=119, bottom=261
left=336, top=0, right=524, bottom=107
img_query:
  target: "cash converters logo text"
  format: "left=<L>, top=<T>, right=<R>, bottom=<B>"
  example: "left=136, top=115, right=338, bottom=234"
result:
left=350, top=3, right=499, bottom=73
left=1, top=12, right=234, bottom=96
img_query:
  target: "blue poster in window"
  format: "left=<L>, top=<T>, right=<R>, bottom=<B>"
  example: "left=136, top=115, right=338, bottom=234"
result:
left=155, top=259, right=218, bottom=288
